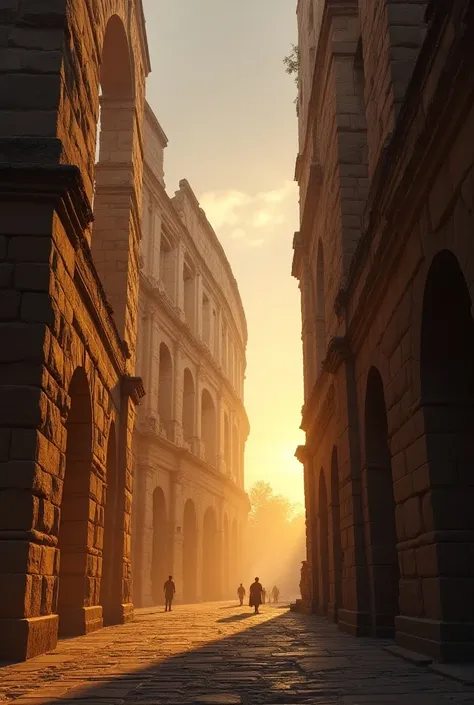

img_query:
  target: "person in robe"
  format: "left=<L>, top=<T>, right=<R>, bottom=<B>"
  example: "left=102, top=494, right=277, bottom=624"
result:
left=237, top=583, right=246, bottom=606
left=249, top=577, right=263, bottom=614
left=271, top=585, right=280, bottom=604
left=163, top=575, right=176, bottom=612
left=262, top=587, right=267, bottom=604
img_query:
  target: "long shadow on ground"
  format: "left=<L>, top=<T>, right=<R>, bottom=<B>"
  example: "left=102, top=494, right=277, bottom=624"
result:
left=1, top=608, right=473, bottom=705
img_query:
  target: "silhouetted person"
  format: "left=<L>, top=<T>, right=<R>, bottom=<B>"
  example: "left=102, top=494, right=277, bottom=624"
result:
left=164, top=575, right=175, bottom=612
left=237, top=583, right=246, bottom=606
left=262, top=587, right=267, bottom=604
left=249, top=577, right=263, bottom=614
left=272, top=585, right=280, bottom=604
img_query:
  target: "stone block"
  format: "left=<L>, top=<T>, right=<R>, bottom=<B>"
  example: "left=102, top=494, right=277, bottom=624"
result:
left=15, top=263, right=50, bottom=292
left=0, top=385, right=44, bottom=426
left=21, top=292, right=54, bottom=324
left=0, top=262, right=14, bottom=287
left=0, top=289, right=21, bottom=320
left=0, top=486, right=38, bottom=529
left=402, top=495, right=422, bottom=539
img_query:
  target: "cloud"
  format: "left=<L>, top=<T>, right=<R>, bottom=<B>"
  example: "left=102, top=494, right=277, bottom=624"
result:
left=199, top=180, right=297, bottom=249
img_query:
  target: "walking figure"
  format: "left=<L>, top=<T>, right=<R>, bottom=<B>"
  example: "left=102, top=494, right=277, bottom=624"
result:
left=262, top=587, right=267, bottom=604
left=271, top=585, right=280, bottom=604
left=237, top=583, right=246, bottom=606
left=249, top=577, right=263, bottom=614
left=164, top=574, right=175, bottom=612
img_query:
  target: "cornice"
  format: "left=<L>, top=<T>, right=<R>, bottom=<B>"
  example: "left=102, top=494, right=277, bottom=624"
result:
left=135, top=423, right=248, bottom=501
left=122, top=375, right=146, bottom=405
left=142, top=171, right=247, bottom=356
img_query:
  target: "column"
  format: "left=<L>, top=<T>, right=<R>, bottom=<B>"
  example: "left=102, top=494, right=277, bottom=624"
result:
left=146, top=314, right=156, bottom=418
left=170, top=473, right=185, bottom=602
left=172, top=343, right=183, bottom=445
left=196, top=273, right=203, bottom=338
left=151, top=208, right=162, bottom=281
left=176, top=242, right=185, bottom=314
left=216, top=393, right=223, bottom=472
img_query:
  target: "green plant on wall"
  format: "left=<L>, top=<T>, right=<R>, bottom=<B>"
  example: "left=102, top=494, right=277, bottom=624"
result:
left=283, top=43, right=300, bottom=116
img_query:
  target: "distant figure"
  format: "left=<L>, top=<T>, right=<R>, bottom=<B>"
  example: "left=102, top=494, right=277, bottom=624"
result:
left=164, top=575, right=175, bottom=612
left=272, top=585, right=280, bottom=604
left=249, top=577, right=263, bottom=614
left=262, top=587, right=267, bottom=604
left=237, top=583, right=246, bottom=606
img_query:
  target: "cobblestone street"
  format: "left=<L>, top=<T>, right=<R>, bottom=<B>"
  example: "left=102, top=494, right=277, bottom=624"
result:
left=1, top=604, right=473, bottom=705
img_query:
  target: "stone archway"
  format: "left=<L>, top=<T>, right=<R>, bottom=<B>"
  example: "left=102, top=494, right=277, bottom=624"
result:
left=318, top=469, right=330, bottom=615
left=58, top=368, right=93, bottom=637
left=151, top=488, right=168, bottom=605
left=364, top=366, right=398, bottom=637
left=183, top=499, right=198, bottom=603
left=92, top=14, right=137, bottom=338
left=100, top=422, right=121, bottom=625
left=420, top=250, right=474, bottom=630
left=202, top=507, right=220, bottom=600
left=231, top=519, right=239, bottom=590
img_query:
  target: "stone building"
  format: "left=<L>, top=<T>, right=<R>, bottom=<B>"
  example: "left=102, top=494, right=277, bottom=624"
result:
left=0, top=1, right=149, bottom=660
left=293, top=0, right=474, bottom=661
left=132, top=105, right=249, bottom=606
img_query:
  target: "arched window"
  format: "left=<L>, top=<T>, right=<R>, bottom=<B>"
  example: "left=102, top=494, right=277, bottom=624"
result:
left=160, top=233, right=176, bottom=301
left=202, top=293, right=211, bottom=346
left=183, top=259, right=196, bottom=326
left=201, top=390, right=217, bottom=466
left=182, top=368, right=195, bottom=444
left=158, top=343, right=173, bottom=438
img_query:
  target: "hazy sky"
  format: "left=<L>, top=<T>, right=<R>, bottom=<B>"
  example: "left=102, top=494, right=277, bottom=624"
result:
left=143, top=0, right=305, bottom=505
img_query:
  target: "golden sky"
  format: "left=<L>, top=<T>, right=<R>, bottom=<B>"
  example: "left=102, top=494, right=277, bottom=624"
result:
left=143, top=0, right=305, bottom=505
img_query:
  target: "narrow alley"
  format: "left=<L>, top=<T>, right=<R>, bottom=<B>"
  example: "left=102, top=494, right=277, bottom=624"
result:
left=1, top=604, right=472, bottom=705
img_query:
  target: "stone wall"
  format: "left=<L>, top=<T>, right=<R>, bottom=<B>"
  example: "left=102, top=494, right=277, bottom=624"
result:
left=132, top=105, right=250, bottom=607
left=0, top=0, right=149, bottom=661
left=294, top=0, right=474, bottom=661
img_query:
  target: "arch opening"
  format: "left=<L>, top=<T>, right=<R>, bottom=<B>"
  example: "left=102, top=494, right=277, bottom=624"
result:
left=329, top=447, right=343, bottom=622
left=364, top=366, right=398, bottom=637
left=91, top=15, right=135, bottom=336
left=158, top=343, right=173, bottom=438
left=183, top=259, right=196, bottom=326
left=420, top=250, right=474, bottom=624
left=151, top=488, right=168, bottom=605
left=202, top=507, right=220, bottom=600
left=182, top=368, right=195, bottom=445
left=58, top=368, right=93, bottom=637
left=201, top=390, right=217, bottom=466
left=160, top=233, right=176, bottom=301
left=318, top=469, right=330, bottom=615
left=231, top=518, right=239, bottom=592
left=183, top=499, right=198, bottom=603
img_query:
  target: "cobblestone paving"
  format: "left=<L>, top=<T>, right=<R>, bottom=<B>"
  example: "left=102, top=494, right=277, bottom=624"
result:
left=1, top=604, right=474, bottom=705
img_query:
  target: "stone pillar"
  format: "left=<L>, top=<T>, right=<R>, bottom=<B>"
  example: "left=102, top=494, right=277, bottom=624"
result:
left=169, top=473, right=184, bottom=601
left=216, top=394, right=223, bottom=472
left=172, top=344, right=184, bottom=445
left=337, top=358, right=371, bottom=637
left=176, top=242, right=185, bottom=315
left=92, top=97, right=140, bottom=361
left=196, top=273, right=203, bottom=338
left=151, top=208, right=162, bottom=281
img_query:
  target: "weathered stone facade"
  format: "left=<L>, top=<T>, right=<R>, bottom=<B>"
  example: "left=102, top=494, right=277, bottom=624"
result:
left=132, top=105, right=249, bottom=606
left=293, top=0, right=474, bottom=661
left=0, top=1, right=150, bottom=660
